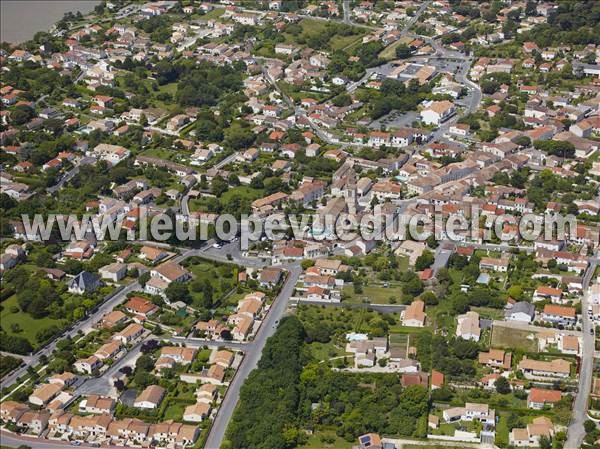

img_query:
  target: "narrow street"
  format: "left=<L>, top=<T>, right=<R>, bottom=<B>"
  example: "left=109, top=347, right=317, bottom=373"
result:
left=565, top=260, right=598, bottom=448
left=203, top=264, right=302, bottom=449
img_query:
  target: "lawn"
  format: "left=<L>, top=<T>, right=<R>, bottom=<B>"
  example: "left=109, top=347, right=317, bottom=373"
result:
left=299, top=429, right=352, bottom=449
left=495, top=411, right=510, bottom=447
left=220, top=186, right=264, bottom=204
left=329, top=33, right=364, bottom=51
left=342, top=283, right=404, bottom=304
left=342, top=262, right=409, bottom=306
left=471, top=306, right=505, bottom=321
left=307, top=340, right=348, bottom=362
left=183, top=258, right=240, bottom=309
left=283, top=18, right=365, bottom=52
left=162, top=400, right=188, bottom=421
left=490, top=324, right=538, bottom=352
left=197, top=7, right=224, bottom=21
left=0, top=295, right=65, bottom=348
left=379, top=36, right=413, bottom=60
left=140, top=147, right=182, bottom=162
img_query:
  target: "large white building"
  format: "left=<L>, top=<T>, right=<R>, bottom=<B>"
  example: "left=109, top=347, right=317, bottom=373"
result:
left=420, top=100, right=455, bottom=125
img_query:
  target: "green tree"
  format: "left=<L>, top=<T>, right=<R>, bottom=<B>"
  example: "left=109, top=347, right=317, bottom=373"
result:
left=395, top=43, right=411, bottom=59
left=495, top=376, right=511, bottom=394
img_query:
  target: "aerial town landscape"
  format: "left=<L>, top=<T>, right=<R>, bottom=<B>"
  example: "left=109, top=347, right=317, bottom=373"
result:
left=0, top=1, right=600, bottom=449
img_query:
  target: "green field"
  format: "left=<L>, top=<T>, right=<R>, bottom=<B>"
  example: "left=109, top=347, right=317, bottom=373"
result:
left=283, top=18, right=366, bottom=52
left=162, top=400, right=188, bottom=421
left=379, top=36, right=413, bottom=60
left=0, top=295, right=65, bottom=347
left=197, top=7, right=224, bottom=21
left=220, top=186, right=264, bottom=204
left=342, top=282, right=404, bottom=304
left=329, top=33, right=364, bottom=51
left=299, top=429, right=352, bottom=449
left=491, top=324, right=538, bottom=352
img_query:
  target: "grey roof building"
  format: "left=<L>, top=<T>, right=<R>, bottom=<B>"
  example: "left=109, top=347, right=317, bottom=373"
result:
left=68, top=271, right=102, bottom=294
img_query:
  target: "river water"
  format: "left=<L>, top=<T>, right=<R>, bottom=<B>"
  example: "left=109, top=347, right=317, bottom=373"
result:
left=1, top=0, right=100, bottom=44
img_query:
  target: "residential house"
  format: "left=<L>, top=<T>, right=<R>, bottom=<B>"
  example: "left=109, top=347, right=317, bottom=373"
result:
left=29, top=383, right=62, bottom=407
left=456, top=311, right=481, bottom=341
left=68, top=271, right=101, bottom=295
left=74, top=355, right=102, bottom=375
left=541, top=304, right=577, bottom=327
left=134, top=385, right=165, bottom=409
left=124, top=296, right=159, bottom=318
left=112, top=323, right=144, bottom=345
left=420, top=100, right=455, bottom=125
left=478, top=349, right=512, bottom=370
left=518, top=357, right=571, bottom=379
left=402, top=300, right=426, bottom=327
left=504, top=301, right=535, bottom=323
left=79, top=395, right=115, bottom=414
left=527, top=388, right=562, bottom=409
left=99, top=262, right=127, bottom=282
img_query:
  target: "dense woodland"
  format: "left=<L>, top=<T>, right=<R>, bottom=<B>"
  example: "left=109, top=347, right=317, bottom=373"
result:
left=225, top=316, right=429, bottom=449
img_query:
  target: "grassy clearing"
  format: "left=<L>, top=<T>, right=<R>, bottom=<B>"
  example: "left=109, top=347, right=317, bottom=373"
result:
left=220, top=186, right=264, bottom=204
left=0, top=295, right=65, bottom=347
left=162, top=401, right=187, bottom=421
left=379, top=36, right=413, bottom=60
left=491, top=324, right=538, bottom=352
left=471, top=306, right=505, bottom=321
left=283, top=18, right=365, bottom=52
left=342, top=283, right=404, bottom=304
left=307, top=341, right=348, bottom=362
left=299, top=428, right=352, bottom=449
left=197, top=7, right=224, bottom=21
left=329, top=33, right=363, bottom=51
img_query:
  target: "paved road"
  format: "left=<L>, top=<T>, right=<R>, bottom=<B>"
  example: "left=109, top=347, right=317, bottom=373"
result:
left=0, top=431, right=119, bottom=449
left=46, top=156, right=95, bottom=194
left=432, top=242, right=454, bottom=275
left=0, top=351, right=29, bottom=363
left=342, top=0, right=356, bottom=26
left=75, top=337, right=148, bottom=397
left=164, top=336, right=248, bottom=352
left=565, top=260, right=598, bottom=449
left=203, top=264, right=302, bottom=449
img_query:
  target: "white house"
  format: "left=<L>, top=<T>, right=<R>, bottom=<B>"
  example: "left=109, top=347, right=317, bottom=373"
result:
left=420, top=100, right=455, bottom=125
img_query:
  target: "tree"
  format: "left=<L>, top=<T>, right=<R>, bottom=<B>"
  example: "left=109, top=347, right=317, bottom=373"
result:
left=211, top=175, right=229, bottom=197
left=403, top=277, right=424, bottom=297
left=515, top=135, right=531, bottom=147
left=495, top=376, right=511, bottom=394
left=135, top=354, right=155, bottom=372
left=332, top=93, right=352, bottom=107
left=395, top=43, right=411, bottom=59
left=415, top=250, right=434, bottom=271
left=539, top=435, right=551, bottom=449
left=0, top=335, right=33, bottom=354
left=165, top=281, right=191, bottom=304
left=584, top=420, right=596, bottom=433
left=420, top=291, right=438, bottom=306
left=301, top=259, right=315, bottom=270
left=138, top=272, right=150, bottom=287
